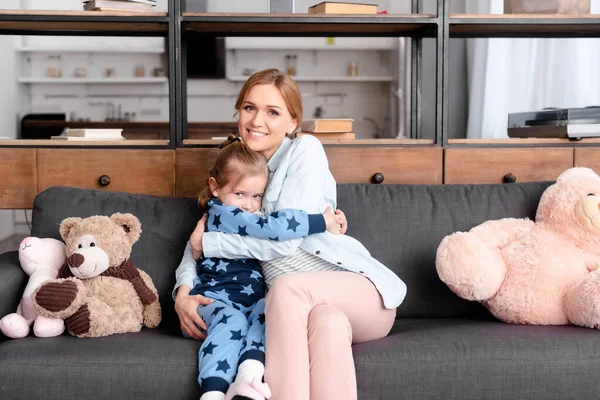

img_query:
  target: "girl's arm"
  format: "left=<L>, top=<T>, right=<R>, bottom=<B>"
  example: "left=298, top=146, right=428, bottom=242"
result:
left=203, top=136, right=333, bottom=261
left=207, top=200, right=328, bottom=241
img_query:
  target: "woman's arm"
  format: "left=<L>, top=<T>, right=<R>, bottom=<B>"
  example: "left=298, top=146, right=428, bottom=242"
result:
left=203, top=136, right=333, bottom=260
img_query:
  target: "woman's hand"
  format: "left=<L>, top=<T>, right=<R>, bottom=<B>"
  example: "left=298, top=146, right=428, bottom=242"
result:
left=190, top=214, right=208, bottom=260
left=336, top=208, right=348, bottom=234
left=174, top=284, right=214, bottom=340
left=323, top=206, right=348, bottom=235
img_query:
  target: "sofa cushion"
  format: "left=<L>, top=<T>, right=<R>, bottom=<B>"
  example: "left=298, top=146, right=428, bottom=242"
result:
left=31, top=186, right=203, bottom=332
left=0, top=329, right=201, bottom=399
left=336, top=182, right=552, bottom=319
left=354, top=318, right=600, bottom=400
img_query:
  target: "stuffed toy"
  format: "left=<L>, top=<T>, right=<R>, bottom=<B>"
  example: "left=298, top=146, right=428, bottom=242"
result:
left=436, top=167, right=600, bottom=328
left=0, top=237, right=66, bottom=338
left=31, top=213, right=162, bottom=338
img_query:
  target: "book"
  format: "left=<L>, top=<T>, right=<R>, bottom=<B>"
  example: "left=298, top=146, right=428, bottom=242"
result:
left=64, top=128, right=124, bottom=139
left=297, top=132, right=355, bottom=140
left=308, top=2, right=378, bottom=14
left=83, top=0, right=155, bottom=12
left=51, top=136, right=126, bottom=141
left=300, top=118, right=354, bottom=133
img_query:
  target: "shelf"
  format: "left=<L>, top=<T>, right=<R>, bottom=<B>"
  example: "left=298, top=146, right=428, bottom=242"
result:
left=17, top=77, right=168, bottom=84
left=15, top=45, right=165, bottom=53
left=184, top=139, right=434, bottom=146
left=225, top=37, right=396, bottom=50
left=0, top=10, right=169, bottom=36
left=182, top=13, right=438, bottom=36
left=0, top=139, right=169, bottom=147
left=448, top=138, right=600, bottom=145
left=450, top=14, right=600, bottom=38
left=227, top=76, right=393, bottom=82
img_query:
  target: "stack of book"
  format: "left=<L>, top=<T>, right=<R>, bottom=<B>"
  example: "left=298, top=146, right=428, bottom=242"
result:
left=297, top=119, right=355, bottom=140
left=83, top=0, right=156, bottom=12
left=51, top=128, right=125, bottom=141
left=308, top=2, right=378, bottom=14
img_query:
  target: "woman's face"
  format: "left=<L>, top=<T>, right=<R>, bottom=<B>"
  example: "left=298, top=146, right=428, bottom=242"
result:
left=238, top=84, right=297, bottom=161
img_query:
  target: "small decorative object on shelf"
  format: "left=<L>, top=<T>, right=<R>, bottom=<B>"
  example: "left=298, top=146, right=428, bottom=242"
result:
left=134, top=65, right=145, bottom=77
left=504, top=0, right=590, bottom=14
left=308, top=1, right=378, bottom=14
left=74, top=67, right=87, bottom=78
left=47, top=67, right=62, bottom=78
left=285, top=54, right=297, bottom=76
left=152, top=67, right=165, bottom=77
left=347, top=61, right=358, bottom=77
left=104, top=67, right=115, bottom=78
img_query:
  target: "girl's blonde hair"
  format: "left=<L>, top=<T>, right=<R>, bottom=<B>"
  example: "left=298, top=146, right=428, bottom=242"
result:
left=197, top=135, right=268, bottom=210
left=234, top=68, right=303, bottom=130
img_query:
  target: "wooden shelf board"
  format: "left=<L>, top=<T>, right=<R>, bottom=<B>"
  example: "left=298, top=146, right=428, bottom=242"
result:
left=450, top=13, right=600, bottom=37
left=182, top=13, right=438, bottom=36
left=227, top=75, right=393, bottom=82
left=0, top=10, right=168, bottom=34
left=448, top=138, right=600, bottom=145
left=0, top=139, right=169, bottom=146
left=184, top=138, right=434, bottom=146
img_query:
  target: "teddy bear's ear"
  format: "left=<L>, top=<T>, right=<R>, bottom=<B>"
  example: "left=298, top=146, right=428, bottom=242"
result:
left=59, top=217, right=82, bottom=241
left=110, top=213, right=142, bottom=245
left=557, top=167, right=599, bottom=183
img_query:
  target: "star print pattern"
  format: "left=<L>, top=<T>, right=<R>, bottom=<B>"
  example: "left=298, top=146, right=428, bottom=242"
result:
left=189, top=199, right=325, bottom=395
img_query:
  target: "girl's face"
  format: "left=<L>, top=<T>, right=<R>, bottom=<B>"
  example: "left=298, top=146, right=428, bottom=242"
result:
left=238, top=84, right=298, bottom=161
left=209, top=171, right=268, bottom=213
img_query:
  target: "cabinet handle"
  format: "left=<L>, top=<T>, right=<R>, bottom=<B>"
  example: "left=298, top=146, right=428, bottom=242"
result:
left=371, top=173, right=384, bottom=184
left=98, top=175, right=111, bottom=187
left=503, top=173, right=517, bottom=184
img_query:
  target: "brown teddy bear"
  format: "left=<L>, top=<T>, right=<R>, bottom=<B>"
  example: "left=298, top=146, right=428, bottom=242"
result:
left=31, top=213, right=161, bottom=338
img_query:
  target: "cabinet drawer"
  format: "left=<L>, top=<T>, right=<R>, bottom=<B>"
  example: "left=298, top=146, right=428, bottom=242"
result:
left=37, top=149, right=175, bottom=196
left=444, top=148, right=573, bottom=184
left=0, top=149, right=37, bottom=209
left=575, top=148, right=600, bottom=173
left=175, top=148, right=219, bottom=198
left=325, top=147, right=443, bottom=184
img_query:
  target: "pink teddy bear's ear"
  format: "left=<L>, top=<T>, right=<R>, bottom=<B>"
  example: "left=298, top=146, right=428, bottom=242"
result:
left=557, top=167, right=599, bottom=183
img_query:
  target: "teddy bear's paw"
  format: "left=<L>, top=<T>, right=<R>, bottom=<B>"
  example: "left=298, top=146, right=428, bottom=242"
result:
left=65, top=304, right=91, bottom=337
left=33, top=315, right=65, bottom=337
left=32, top=279, right=85, bottom=319
left=143, top=301, right=162, bottom=328
left=0, top=313, right=30, bottom=339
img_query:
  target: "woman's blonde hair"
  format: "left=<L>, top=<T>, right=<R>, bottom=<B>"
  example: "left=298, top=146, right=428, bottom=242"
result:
left=197, top=135, right=268, bottom=210
left=234, top=68, right=303, bottom=130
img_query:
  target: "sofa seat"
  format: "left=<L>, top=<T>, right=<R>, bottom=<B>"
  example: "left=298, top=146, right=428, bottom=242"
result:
left=356, top=318, right=600, bottom=399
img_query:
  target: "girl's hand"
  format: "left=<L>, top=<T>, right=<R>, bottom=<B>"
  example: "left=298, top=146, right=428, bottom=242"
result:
left=174, top=285, right=214, bottom=340
left=323, top=206, right=347, bottom=235
left=336, top=209, right=348, bottom=234
left=190, top=214, right=207, bottom=260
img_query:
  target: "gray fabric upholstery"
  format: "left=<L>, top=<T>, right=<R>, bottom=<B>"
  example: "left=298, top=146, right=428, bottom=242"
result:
left=355, top=318, right=600, bottom=399
left=31, top=186, right=204, bottom=332
left=336, top=182, right=552, bottom=319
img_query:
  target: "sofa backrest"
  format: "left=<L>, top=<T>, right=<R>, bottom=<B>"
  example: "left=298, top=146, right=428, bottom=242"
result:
left=31, top=182, right=552, bottom=326
left=336, top=182, right=552, bottom=319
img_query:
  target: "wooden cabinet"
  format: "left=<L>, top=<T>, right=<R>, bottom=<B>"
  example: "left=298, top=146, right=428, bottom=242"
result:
left=37, top=149, right=175, bottom=197
left=444, top=148, right=574, bottom=184
left=325, top=147, right=443, bottom=184
left=0, top=149, right=37, bottom=209
left=574, top=148, right=600, bottom=171
left=174, top=147, right=443, bottom=197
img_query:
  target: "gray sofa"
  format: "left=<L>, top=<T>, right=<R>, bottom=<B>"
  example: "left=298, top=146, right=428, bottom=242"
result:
left=2, top=183, right=599, bottom=400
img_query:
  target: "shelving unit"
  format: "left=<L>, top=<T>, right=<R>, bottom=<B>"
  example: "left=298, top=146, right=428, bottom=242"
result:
left=17, top=77, right=168, bottom=84
left=15, top=45, right=165, bottom=53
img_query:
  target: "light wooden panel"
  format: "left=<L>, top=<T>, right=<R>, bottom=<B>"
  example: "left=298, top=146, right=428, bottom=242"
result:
left=444, top=148, right=574, bottom=184
left=325, top=147, right=443, bottom=184
left=0, top=149, right=36, bottom=209
left=175, top=148, right=219, bottom=198
left=574, top=148, right=600, bottom=174
left=37, top=149, right=175, bottom=196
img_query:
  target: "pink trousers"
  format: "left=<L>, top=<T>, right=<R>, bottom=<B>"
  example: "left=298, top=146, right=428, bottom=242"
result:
left=264, top=271, right=396, bottom=400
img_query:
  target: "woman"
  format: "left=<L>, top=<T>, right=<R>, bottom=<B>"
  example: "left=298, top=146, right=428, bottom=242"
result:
left=174, top=68, right=407, bottom=400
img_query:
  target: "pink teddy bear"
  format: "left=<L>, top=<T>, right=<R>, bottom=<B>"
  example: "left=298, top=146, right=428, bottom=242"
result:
left=0, top=237, right=66, bottom=338
left=436, top=167, right=600, bottom=328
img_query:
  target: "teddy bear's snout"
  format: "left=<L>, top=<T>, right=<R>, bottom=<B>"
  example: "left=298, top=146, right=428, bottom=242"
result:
left=68, top=253, right=85, bottom=269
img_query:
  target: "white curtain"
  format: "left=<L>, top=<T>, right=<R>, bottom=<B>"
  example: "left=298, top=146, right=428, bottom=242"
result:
left=466, top=0, right=600, bottom=139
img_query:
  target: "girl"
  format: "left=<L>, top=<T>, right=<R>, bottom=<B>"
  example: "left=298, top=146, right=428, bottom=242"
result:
left=174, top=69, right=407, bottom=400
left=184, top=135, right=345, bottom=400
